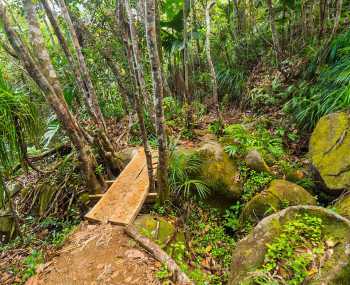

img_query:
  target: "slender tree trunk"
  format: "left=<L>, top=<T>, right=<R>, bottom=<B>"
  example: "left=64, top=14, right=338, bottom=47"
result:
left=266, top=0, right=282, bottom=61
left=317, top=0, right=343, bottom=64
left=331, top=0, right=343, bottom=35
left=102, top=50, right=131, bottom=115
left=301, top=0, right=306, bottom=43
left=57, top=0, right=124, bottom=173
left=0, top=40, right=18, bottom=59
left=319, top=0, right=326, bottom=40
left=1, top=1, right=104, bottom=193
left=42, top=0, right=88, bottom=105
left=42, top=13, right=55, bottom=47
left=124, top=0, right=155, bottom=193
left=144, top=0, right=169, bottom=203
left=58, top=0, right=106, bottom=131
left=121, top=1, right=152, bottom=109
left=116, top=0, right=136, bottom=98
left=205, top=1, right=222, bottom=121
left=227, top=0, right=237, bottom=41
left=183, top=0, right=193, bottom=130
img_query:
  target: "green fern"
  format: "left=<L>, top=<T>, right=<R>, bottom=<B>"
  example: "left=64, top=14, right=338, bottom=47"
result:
left=168, top=151, right=210, bottom=200
left=0, top=69, right=40, bottom=170
left=285, top=31, right=350, bottom=129
left=0, top=68, right=40, bottom=208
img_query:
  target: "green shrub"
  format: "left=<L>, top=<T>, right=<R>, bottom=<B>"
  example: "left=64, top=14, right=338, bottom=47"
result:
left=22, top=250, right=44, bottom=281
left=223, top=123, right=284, bottom=159
left=168, top=151, right=210, bottom=200
left=251, top=214, right=324, bottom=285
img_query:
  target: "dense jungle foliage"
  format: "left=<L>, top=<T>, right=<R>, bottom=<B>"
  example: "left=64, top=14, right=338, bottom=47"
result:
left=0, top=0, right=349, bottom=284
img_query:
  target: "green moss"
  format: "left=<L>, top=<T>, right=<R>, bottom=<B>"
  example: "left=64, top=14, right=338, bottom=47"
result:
left=333, top=195, right=350, bottom=220
left=240, top=180, right=317, bottom=225
left=229, top=207, right=350, bottom=285
left=134, top=214, right=184, bottom=251
left=0, top=212, right=15, bottom=241
left=38, top=184, right=58, bottom=216
left=309, top=112, right=350, bottom=191
left=198, top=142, right=241, bottom=202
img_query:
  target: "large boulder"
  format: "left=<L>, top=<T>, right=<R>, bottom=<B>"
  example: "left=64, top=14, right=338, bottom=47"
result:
left=240, top=179, right=317, bottom=225
left=309, top=112, right=350, bottom=194
left=229, top=206, right=350, bottom=285
left=197, top=141, right=241, bottom=202
left=245, top=149, right=271, bottom=173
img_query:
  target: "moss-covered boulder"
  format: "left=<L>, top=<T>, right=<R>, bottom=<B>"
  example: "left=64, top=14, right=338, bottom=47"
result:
left=309, top=112, right=350, bottom=194
left=134, top=215, right=184, bottom=249
left=334, top=194, right=350, bottom=220
left=0, top=210, right=16, bottom=242
left=229, top=206, right=350, bottom=285
left=245, top=149, right=271, bottom=173
left=197, top=141, right=241, bottom=202
left=240, top=180, right=316, bottom=225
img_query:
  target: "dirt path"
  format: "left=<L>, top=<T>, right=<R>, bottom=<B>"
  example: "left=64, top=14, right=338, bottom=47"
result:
left=27, top=222, right=161, bottom=285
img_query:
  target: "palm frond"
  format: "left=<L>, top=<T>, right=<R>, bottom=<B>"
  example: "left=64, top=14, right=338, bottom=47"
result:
left=286, top=31, right=350, bottom=129
left=168, top=150, right=210, bottom=200
left=0, top=68, right=40, bottom=170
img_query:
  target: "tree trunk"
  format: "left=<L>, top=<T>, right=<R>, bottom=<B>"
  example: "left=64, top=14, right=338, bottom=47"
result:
left=1, top=1, right=104, bottom=193
left=266, top=0, right=282, bottom=62
left=42, top=12, right=55, bottom=47
left=115, top=0, right=137, bottom=101
left=102, top=50, right=131, bottom=115
left=316, top=0, right=343, bottom=64
left=144, top=0, right=169, bottom=203
left=57, top=0, right=124, bottom=174
left=205, top=1, right=222, bottom=121
left=332, top=0, right=343, bottom=35
left=232, top=0, right=241, bottom=35
left=42, top=0, right=88, bottom=106
left=183, top=0, right=193, bottom=130
left=319, top=0, right=326, bottom=39
left=122, top=1, right=151, bottom=108
left=58, top=0, right=105, bottom=131
left=124, top=0, right=155, bottom=193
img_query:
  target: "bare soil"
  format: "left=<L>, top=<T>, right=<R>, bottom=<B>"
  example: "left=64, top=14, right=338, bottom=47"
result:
left=27, top=222, right=161, bottom=285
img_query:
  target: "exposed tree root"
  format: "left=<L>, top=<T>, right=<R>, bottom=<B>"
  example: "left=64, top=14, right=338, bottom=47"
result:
left=125, top=224, right=194, bottom=285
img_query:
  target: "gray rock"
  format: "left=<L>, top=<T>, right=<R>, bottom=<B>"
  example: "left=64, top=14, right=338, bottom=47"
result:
left=245, top=149, right=271, bottom=173
left=229, top=206, right=350, bottom=285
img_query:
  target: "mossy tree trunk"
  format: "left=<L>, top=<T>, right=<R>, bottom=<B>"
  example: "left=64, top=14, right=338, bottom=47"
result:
left=102, top=49, right=131, bottom=116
